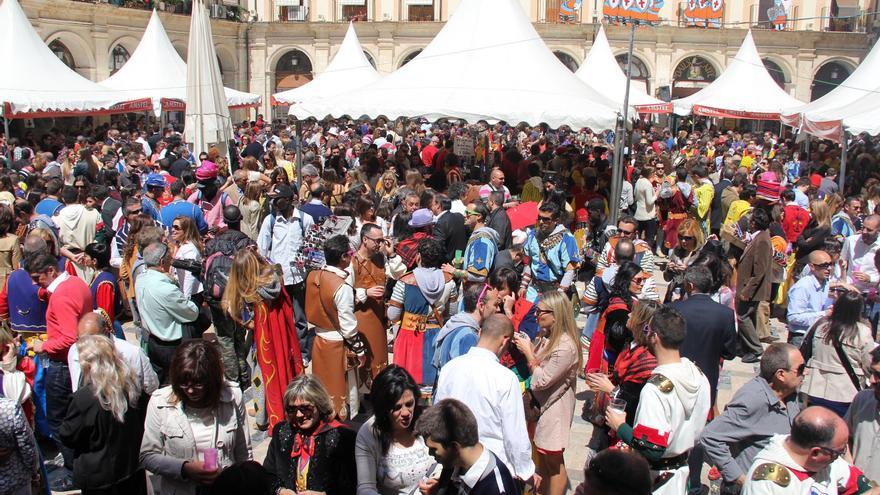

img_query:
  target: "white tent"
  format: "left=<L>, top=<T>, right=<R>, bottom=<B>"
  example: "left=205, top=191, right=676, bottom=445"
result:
left=796, top=88, right=880, bottom=141
left=575, top=25, right=671, bottom=114
left=781, top=38, right=880, bottom=128
left=672, top=30, right=804, bottom=120
left=100, top=10, right=259, bottom=117
left=0, top=0, right=144, bottom=117
left=274, top=22, right=380, bottom=107
left=184, top=0, right=234, bottom=156
left=291, top=0, right=619, bottom=130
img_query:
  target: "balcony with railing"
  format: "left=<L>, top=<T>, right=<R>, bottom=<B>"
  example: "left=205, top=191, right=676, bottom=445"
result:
left=69, top=0, right=245, bottom=21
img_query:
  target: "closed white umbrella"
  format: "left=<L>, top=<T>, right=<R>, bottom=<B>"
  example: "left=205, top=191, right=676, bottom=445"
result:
left=184, top=0, right=233, bottom=157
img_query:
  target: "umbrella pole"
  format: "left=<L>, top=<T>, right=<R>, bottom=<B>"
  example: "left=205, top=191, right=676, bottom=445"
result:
left=609, top=22, right=636, bottom=227
left=838, top=131, right=848, bottom=193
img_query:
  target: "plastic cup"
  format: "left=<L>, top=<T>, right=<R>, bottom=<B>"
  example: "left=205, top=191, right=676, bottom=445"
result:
left=202, top=448, right=218, bottom=471
left=608, top=398, right=627, bottom=414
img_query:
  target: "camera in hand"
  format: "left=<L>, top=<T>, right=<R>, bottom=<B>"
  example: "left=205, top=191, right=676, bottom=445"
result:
left=171, top=258, right=203, bottom=279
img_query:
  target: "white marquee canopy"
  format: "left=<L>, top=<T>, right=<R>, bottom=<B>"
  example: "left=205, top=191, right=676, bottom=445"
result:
left=0, top=0, right=144, bottom=118
left=274, top=22, right=380, bottom=106
left=291, top=0, right=620, bottom=130
left=575, top=25, right=671, bottom=114
left=100, top=9, right=259, bottom=117
left=672, top=30, right=804, bottom=120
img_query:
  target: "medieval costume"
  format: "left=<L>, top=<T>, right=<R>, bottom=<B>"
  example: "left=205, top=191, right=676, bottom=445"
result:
left=522, top=224, right=581, bottom=302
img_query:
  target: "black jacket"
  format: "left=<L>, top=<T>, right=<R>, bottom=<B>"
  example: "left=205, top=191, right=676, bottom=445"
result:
left=670, top=293, right=738, bottom=405
left=486, top=207, right=512, bottom=251
left=434, top=211, right=468, bottom=263
left=263, top=420, right=357, bottom=495
left=58, top=384, right=148, bottom=490
left=100, top=197, right=122, bottom=237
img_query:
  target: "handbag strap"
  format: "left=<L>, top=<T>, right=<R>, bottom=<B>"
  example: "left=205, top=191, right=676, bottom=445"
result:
left=831, top=335, right=863, bottom=392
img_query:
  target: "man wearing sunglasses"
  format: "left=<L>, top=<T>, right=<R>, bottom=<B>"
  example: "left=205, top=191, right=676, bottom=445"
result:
left=701, top=343, right=803, bottom=494
left=596, top=216, right=655, bottom=278
left=742, top=407, right=879, bottom=495
left=521, top=202, right=581, bottom=302
left=786, top=250, right=839, bottom=348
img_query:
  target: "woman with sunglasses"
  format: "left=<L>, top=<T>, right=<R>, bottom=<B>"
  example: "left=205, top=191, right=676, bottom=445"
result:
left=355, top=365, right=434, bottom=495
left=223, top=249, right=303, bottom=432
left=510, top=291, right=581, bottom=495
left=140, top=340, right=252, bottom=495
left=171, top=216, right=210, bottom=338
left=802, top=291, right=877, bottom=417
left=264, top=375, right=357, bottom=495
left=663, top=218, right=705, bottom=303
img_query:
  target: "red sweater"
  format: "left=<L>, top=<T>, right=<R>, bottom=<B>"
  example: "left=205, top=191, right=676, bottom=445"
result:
left=43, top=275, right=93, bottom=362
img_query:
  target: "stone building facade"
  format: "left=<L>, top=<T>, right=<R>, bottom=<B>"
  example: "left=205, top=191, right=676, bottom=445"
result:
left=22, top=0, right=873, bottom=120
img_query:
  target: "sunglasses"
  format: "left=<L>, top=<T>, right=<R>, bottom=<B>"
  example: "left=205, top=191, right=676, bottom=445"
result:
left=285, top=404, right=315, bottom=415
left=126, top=208, right=143, bottom=215
left=816, top=444, right=847, bottom=460
left=537, top=216, right=555, bottom=223
left=619, top=229, right=636, bottom=236
left=812, top=262, right=833, bottom=270
left=535, top=308, right=554, bottom=317
left=171, top=224, right=182, bottom=231
left=680, top=235, right=696, bottom=242
left=784, top=363, right=807, bottom=376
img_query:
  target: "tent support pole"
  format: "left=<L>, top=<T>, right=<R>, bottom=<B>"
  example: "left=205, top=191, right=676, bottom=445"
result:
left=2, top=114, right=10, bottom=165
left=295, top=118, right=303, bottom=187
left=838, top=131, right=848, bottom=193
left=609, top=22, right=636, bottom=227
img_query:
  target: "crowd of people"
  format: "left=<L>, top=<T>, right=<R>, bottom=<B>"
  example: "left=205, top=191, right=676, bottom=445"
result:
left=0, top=115, right=880, bottom=495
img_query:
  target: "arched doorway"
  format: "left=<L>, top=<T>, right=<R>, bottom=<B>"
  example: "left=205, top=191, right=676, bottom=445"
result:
left=399, top=49, right=422, bottom=68
left=49, top=39, right=75, bottom=70
left=615, top=53, right=651, bottom=93
left=811, top=61, right=851, bottom=101
left=554, top=51, right=579, bottom=72
left=762, top=59, right=786, bottom=89
left=363, top=51, right=377, bottom=69
left=110, top=45, right=130, bottom=75
left=672, top=55, right=717, bottom=99
left=275, top=49, right=313, bottom=92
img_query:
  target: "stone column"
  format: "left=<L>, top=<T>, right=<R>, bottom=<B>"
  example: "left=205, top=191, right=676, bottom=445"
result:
left=92, top=25, right=109, bottom=81
left=377, top=26, right=395, bottom=74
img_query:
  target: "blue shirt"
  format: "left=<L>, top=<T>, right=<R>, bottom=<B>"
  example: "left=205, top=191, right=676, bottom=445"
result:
left=160, top=199, right=208, bottom=234
left=786, top=273, right=832, bottom=335
left=35, top=198, right=62, bottom=217
left=794, top=188, right=810, bottom=211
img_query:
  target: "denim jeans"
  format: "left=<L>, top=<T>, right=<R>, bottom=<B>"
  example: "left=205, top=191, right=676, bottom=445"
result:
left=286, top=282, right=313, bottom=361
left=45, top=360, right=74, bottom=468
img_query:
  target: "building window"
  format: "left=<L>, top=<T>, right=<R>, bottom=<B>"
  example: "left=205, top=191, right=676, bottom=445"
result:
left=830, top=0, right=861, bottom=31
left=406, top=0, right=434, bottom=21
left=340, top=0, right=368, bottom=20
left=615, top=54, right=651, bottom=93
left=762, top=58, right=786, bottom=89
left=49, top=40, right=75, bottom=70
left=110, top=45, right=130, bottom=75
left=278, top=0, right=308, bottom=21
left=554, top=51, right=579, bottom=72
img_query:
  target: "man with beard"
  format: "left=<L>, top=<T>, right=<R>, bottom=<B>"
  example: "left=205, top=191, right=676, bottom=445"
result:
left=522, top=202, right=581, bottom=302
left=187, top=160, right=234, bottom=235
left=347, top=223, right=406, bottom=382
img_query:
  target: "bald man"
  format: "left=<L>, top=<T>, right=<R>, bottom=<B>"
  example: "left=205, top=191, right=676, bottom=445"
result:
left=786, top=250, right=839, bottom=348
left=433, top=314, right=537, bottom=487
left=742, top=406, right=880, bottom=494
left=67, top=312, right=158, bottom=395
left=843, top=214, right=880, bottom=292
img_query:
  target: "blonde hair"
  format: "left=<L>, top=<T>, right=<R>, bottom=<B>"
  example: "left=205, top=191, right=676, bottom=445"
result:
left=222, top=249, right=275, bottom=325
left=404, top=169, right=425, bottom=196
left=677, top=218, right=705, bottom=251
left=0, top=324, right=13, bottom=346
left=627, top=300, right=661, bottom=347
left=825, top=193, right=845, bottom=214
left=537, top=291, right=583, bottom=371
left=77, top=335, right=140, bottom=422
left=29, top=227, right=58, bottom=255
left=377, top=171, right=398, bottom=198
left=283, top=375, right=335, bottom=422
left=811, top=200, right=832, bottom=229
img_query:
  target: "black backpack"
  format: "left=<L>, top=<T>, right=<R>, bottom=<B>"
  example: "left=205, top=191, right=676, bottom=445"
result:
left=203, top=234, right=256, bottom=306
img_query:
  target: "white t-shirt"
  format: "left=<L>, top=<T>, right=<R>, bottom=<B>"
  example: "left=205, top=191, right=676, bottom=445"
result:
left=174, top=241, right=203, bottom=298
left=377, top=438, right=434, bottom=495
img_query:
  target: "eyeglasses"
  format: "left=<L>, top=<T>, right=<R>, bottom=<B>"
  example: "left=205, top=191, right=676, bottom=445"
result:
left=537, top=216, right=555, bottom=224
left=816, top=444, right=847, bottom=460
left=181, top=382, right=205, bottom=391
left=285, top=403, right=316, bottom=415
left=365, top=236, right=384, bottom=244
left=812, top=262, right=833, bottom=270
left=783, top=363, right=807, bottom=376
left=535, top=308, right=554, bottom=317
